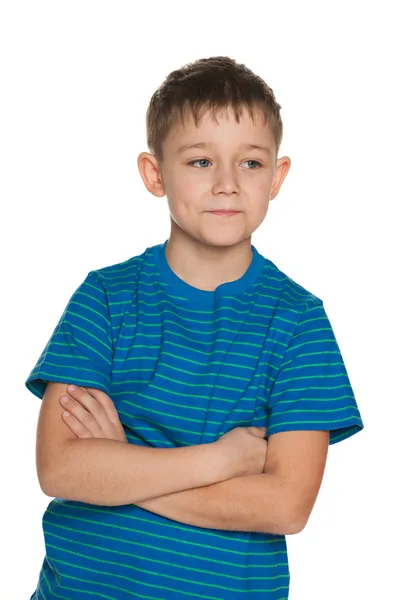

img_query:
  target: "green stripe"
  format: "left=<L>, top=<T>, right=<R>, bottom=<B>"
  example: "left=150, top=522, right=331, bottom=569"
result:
left=47, top=541, right=288, bottom=588
left=46, top=530, right=287, bottom=578
left=45, top=558, right=289, bottom=599
left=46, top=507, right=281, bottom=554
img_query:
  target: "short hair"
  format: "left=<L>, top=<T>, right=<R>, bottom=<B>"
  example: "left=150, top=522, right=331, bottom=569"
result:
left=145, top=55, right=283, bottom=164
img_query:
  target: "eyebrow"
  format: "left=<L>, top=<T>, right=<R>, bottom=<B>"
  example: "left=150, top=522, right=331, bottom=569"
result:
left=176, top=141, right=272, bottom=157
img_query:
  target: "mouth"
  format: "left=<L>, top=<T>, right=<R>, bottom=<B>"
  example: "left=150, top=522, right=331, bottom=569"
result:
left=209, top=210, right=241, bottom=216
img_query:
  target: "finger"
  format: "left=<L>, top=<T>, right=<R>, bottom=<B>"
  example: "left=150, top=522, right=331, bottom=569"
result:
left=61, top=410, right=92, bottom=439
left=85, top=387, right=123, bottom=427
left=249, top=426, right=266, bottom=436
left=66, top=386, right=108, bottom=425
left=60, top=395, right=104, bottom=437
left=67, top=386, right=120, bottom=438
left=78, top=388, right=128, bottom=443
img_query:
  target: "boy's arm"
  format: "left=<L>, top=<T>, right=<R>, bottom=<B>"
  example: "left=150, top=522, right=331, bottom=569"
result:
left=135, top=430, right=329, bottom=536
left=135, top=472, right=296, bottom=535
left=43, top=437, right=232, bottom=506
left=54, top=384, right=306, bottom=535
left=39, top=383, right=233, bottom=505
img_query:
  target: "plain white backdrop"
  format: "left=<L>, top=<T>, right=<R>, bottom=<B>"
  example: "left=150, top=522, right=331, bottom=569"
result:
left=1, top=1, right=398, bottom=598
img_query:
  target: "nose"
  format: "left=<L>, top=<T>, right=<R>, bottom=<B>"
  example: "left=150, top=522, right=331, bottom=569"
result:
left=211, top=166, right=240, bottom=195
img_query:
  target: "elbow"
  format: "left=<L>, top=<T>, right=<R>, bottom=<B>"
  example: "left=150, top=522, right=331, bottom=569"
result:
left=38, top=467, right=59, bottom=498
left=39, top=470, right=73, bottom=500
left=38, top=475, right=54, bottom=498
left=284, top=506, right=308, bottom=535
left=37, top=455, right=65, bottom=498
left=284, top=516, right=305, bottom=535
left=37, top=440, right=75, bottom=499
left=282, top=485, right=310, bottom=535
left=261, top=507, right=300, bottom=536
left=260, top=476, right=311, bottom=535
left=273, top=502, right=307, bottom=536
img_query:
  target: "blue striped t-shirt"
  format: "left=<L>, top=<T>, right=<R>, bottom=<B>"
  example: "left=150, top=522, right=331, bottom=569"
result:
left=25, top=239, right=364, bottom=600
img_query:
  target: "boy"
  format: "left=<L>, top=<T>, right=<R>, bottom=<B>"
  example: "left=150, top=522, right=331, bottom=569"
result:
left=26, top=55, right=364, bottom=599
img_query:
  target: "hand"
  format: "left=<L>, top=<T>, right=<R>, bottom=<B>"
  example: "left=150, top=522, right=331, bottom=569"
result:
left=215, top=426, right=268, bottom=478
left=59, top=385, right=128, bottom=443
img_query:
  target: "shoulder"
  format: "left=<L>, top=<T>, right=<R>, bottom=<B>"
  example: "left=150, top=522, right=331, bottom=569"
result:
left=258, top=255, right=323, bottom=318
left=84, top=244, right=157, bottom=296
left=90, top=246, right=148, bottom=281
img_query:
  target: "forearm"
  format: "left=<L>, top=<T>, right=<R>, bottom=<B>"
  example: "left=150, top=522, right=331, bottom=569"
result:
left=42, top=439, right=229, bottom=506
left=136, top=473, right=298, bottom=535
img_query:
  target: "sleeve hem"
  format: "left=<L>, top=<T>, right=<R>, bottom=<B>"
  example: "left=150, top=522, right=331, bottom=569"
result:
left=266, top=420, right=364, bottom=445
left=25, top=376, right=110, bottom=401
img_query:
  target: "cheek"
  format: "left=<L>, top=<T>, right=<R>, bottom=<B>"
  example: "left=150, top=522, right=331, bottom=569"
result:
left=177, top=173, right=206, bottom=195
left=166, top=191, right=200, bottom=226
left=168, top=179, right=205, bottom=212
left=246, top=198, right=271, bottom=226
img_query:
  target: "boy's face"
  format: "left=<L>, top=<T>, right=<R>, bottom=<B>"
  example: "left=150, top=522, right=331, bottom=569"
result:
left=138, top=105, right=290, bottom=249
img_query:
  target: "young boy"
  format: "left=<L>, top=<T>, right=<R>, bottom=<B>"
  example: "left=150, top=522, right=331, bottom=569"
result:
left=25, top=55, right=364, bottom=599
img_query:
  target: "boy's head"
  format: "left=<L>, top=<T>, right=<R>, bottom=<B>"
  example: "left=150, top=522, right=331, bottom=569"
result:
left=138, top=56, right=290, bottom=252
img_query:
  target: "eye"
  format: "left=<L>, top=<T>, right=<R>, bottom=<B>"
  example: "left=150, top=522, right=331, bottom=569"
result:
left=242, top=160, right=262, bottom=169
left=188, top=159, right=211, bottom=168
left=187, top=159, right=262, bottom=169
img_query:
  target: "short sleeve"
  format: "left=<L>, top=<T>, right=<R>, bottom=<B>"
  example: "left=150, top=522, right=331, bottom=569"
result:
left=25, top=271, right=113, bottom=399
left=266, top=300, right=364, bottom=445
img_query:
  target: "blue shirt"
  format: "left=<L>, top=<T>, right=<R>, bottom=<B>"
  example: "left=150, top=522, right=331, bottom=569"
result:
left=26, top=240, right=364, bottom=599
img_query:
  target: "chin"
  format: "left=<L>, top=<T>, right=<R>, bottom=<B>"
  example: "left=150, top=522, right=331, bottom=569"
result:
left=198, top=233, right=249, bottom=248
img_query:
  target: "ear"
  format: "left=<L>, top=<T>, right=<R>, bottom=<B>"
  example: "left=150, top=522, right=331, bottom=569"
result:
left=137, top=152, right=165, bottom=198
left=270, top=155, right=291, bottom=200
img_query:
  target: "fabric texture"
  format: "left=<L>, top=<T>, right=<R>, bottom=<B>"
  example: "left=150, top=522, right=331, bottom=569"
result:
left=26, top=240, right=364, bottom=599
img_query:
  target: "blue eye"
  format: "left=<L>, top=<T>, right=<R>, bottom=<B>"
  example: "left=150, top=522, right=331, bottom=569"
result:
left=188, top=159, right=262, bottom=169
left=189, top=159, right=211, bottom=168
left=243, top=160, right=262, bottom=169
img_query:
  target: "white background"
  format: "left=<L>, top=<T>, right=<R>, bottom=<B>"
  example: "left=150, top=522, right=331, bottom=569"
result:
left=1, top=1, right=398, bottom=598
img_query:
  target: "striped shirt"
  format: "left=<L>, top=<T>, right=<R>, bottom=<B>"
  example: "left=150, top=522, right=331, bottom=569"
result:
left=25, top=239, right=364, bottom=599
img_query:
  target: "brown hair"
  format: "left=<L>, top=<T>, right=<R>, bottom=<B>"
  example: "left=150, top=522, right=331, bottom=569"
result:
left=145, top=56, right=283, bottom=164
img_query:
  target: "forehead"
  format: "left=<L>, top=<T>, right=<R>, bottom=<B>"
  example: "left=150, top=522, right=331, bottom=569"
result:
left=165, top=104, right=274, bottom=151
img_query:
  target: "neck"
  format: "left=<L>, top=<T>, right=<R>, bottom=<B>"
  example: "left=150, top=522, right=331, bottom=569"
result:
left=165, top=230, right=253, bottom=292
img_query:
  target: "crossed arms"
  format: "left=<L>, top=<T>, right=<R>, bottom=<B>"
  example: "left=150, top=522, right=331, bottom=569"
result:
left=37, top=382, right=330, bottom=536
